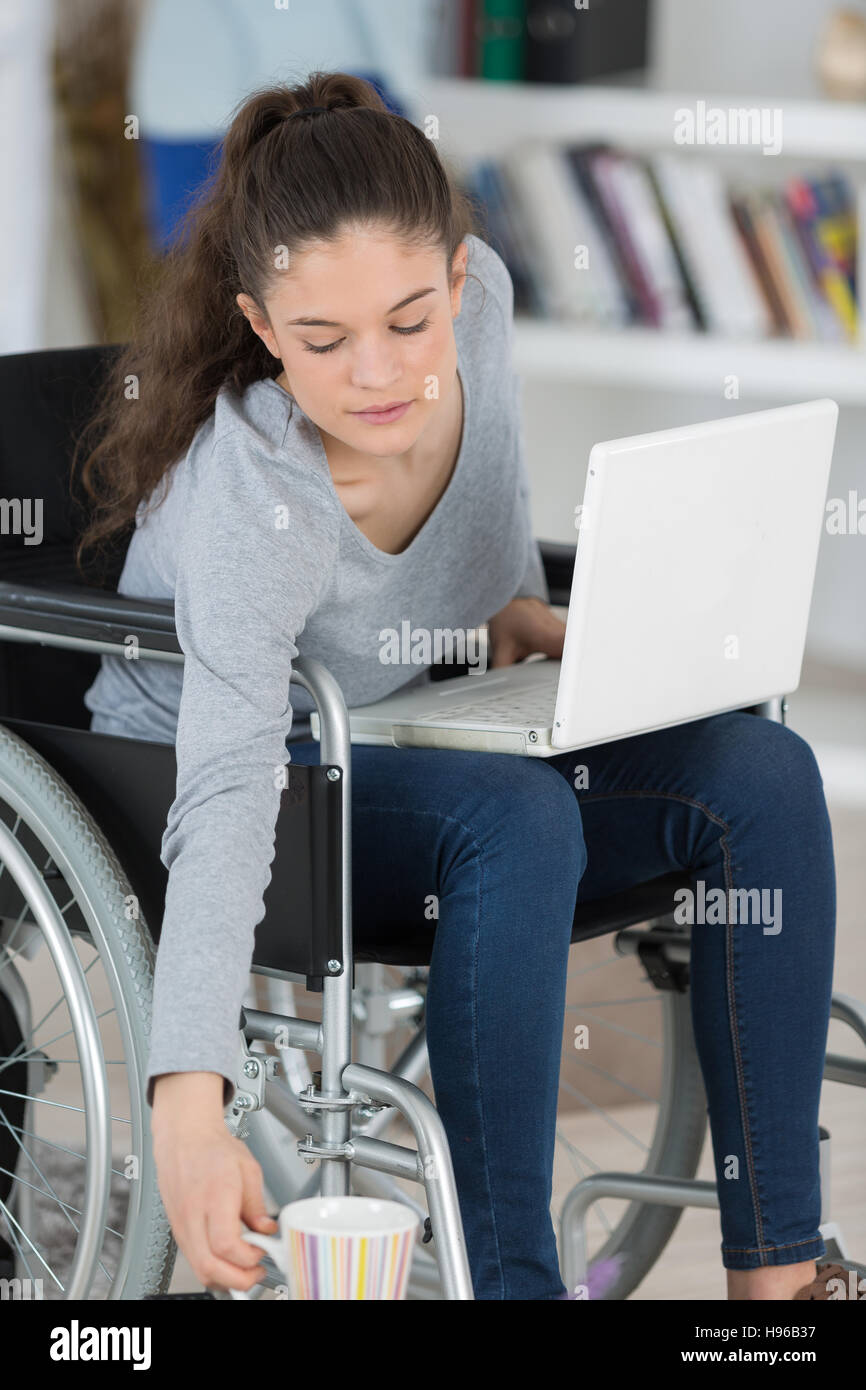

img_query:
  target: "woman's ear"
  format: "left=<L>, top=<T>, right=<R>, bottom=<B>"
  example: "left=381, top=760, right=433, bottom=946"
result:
left=236, top=292, right=281, bottom=359
left=449, top=242, right=469, bottom=318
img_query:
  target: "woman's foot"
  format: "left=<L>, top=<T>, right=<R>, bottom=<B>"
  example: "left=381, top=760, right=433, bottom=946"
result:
left=727, top=1259, right=818, bottom=1300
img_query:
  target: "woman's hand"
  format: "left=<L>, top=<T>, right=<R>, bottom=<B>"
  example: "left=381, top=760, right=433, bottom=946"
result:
left=487, top=597, right=567, bottom=669
left=151, top=1072, right=279, bottom=1293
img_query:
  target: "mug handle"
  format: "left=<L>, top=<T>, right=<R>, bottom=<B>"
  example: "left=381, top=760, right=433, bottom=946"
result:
left=225, top=1227, right=285, bottom=1301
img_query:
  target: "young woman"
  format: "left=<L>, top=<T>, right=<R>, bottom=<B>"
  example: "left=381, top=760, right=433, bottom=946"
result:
left=77, top=73, right=840, bottom=1302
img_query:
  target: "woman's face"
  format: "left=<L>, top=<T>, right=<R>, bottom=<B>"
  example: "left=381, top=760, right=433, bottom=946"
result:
left=237, top=226, right=469, bottom=458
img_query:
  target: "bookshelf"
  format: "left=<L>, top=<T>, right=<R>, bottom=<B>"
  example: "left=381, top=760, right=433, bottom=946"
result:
left=407, top=79, right=866, bottom=402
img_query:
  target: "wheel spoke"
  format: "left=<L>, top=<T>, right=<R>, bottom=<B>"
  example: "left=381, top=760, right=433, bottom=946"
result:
left=0, top=900, right=34, bottom=964
left=558, top=1078, right=651, bottom=1155
left=564, top=1007, right=662, bottom=1048
left=1, top=1123, right=132, bottom=1180
left=0, top=1006, right=117, bottom=1076
left=0, top=1097, right=121, bottom=1288
left=561, top=1054, right=657, bottom=1105
left=0, top=1194, right=64, bottom=1291
left=0, top=1165, right=121, bottom=1269
left=0, top=1201, right=39, bottom=1282
left=0, top=1089, right=131, bottom=1124
left=554, top=1128, right=616, bottom=1238
left=565, top=952, right=622, bottom=981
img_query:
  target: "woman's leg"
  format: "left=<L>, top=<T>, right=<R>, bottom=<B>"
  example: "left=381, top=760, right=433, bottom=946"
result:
left=287, top=737, right=586, bottom=1300
left=546, top=709, right=836, bottom=1294
left=288, top=706, right=835, bottom=1298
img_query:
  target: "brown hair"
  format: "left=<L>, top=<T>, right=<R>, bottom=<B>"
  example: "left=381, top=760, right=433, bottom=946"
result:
left=73, top=70, right=483, bottom=583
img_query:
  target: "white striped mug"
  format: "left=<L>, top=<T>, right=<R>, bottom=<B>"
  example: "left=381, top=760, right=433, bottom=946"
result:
left=232, top=1196, right=420, bottom=1300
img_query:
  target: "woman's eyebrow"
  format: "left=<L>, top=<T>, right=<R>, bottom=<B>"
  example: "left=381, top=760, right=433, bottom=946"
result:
left=285, top=286, right=437, bottom=328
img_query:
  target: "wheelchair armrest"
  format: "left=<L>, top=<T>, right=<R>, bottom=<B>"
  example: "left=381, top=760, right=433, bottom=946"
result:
left=1, top=549, right=576, bottom=658
left=539, top=540, right=576, bottom=608
left=0, top=579, right=182, bottom=658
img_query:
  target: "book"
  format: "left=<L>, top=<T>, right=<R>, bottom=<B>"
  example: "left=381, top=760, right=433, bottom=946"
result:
left=524, top=0, right=650, bottom=83
left=773, top=192, right=842, bottom=342
left=729, top=194, right=791, bottom=335
left=787, top=175, right=858, bottom=340
left=584, top=148, right=695, bottom=331
left=569, top=144, right=655, bottom=324
left=741, top=190, right=813, bottom=339
left=467, top=159, right=540, bottom=313
left=503, top=141, right=629, bottom=324
left=649, top=155, right=773, bottom=338
left=460, top=126, right=858, bottom=342
left=478, top=0, right=525, bottom=80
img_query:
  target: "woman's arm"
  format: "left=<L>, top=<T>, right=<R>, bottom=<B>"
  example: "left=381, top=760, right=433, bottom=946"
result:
left=147, top=431, right=339, bottom=1288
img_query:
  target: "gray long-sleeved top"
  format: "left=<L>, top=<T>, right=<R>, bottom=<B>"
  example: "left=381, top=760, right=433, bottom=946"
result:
left=82, top=233, right=549, bottom=1107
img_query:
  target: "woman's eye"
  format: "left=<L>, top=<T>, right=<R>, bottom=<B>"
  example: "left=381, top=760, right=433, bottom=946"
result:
left=302, top=316, right=430, bottom=355
left=392, top=315, right=430, bottom=336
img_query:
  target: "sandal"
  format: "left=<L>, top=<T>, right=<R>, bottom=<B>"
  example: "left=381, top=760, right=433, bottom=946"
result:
left=792, top=1262, right=865, bottom=1300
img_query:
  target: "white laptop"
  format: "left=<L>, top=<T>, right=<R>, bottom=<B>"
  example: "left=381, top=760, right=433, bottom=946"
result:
left=311, top=400, right=838, bottom=758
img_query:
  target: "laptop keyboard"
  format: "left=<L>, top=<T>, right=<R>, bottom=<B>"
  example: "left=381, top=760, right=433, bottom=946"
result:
left=420, top=688, right=557, bottom=729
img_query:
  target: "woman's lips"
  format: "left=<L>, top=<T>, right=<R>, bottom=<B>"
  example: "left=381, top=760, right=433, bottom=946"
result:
left=351, top=400, right=413, bottom=424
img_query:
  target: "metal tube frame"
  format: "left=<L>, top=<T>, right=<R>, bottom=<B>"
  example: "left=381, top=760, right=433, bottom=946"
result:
left=235, top=658, right=473, bottom=1299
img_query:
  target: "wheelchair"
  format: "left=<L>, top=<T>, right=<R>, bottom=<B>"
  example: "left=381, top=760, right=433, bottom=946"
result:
left=1, top=344, right=864, bottom=1301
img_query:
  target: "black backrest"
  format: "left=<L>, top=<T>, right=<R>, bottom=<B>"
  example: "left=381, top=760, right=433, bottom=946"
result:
left=0, top=713, right=343, bottom=985
left=0, top=344, right=127, bottom=726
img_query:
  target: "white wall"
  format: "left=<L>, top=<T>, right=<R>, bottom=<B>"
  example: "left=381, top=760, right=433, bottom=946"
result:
left=650, top=0, right=845, bottom=99
left=129, top=0, right=439, bottom=138
left=0, top=0, right=54, bottom=352
left=518, top=0, right=866, bottom=674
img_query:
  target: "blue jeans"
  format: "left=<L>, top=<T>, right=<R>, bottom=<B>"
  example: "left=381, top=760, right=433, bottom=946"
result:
left=286, top=709, right=835, bottom=1299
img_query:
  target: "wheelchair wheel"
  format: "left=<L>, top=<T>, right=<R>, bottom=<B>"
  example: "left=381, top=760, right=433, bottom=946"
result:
left=553, top=937, right=707, bottom=1299
left=0, top=723, right=175, bottom=1299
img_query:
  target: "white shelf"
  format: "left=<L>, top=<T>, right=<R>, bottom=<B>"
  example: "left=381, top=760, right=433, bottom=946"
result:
left=513, top=320, right=866, bottom=403
left=405, top=79, right=866, bottom=400
left=411, top=78, right=866, bottom=164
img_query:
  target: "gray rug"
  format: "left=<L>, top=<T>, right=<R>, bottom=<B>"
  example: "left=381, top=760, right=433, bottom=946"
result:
left=2, top=1146, right=131, bottom=1300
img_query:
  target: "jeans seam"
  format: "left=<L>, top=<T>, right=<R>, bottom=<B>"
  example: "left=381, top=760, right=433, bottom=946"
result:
left=577, top=786, right=768, bottom=1256
left=353, top=800, right=507, bottom=1296
left=723, top=1237, right=820, bottom=1253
